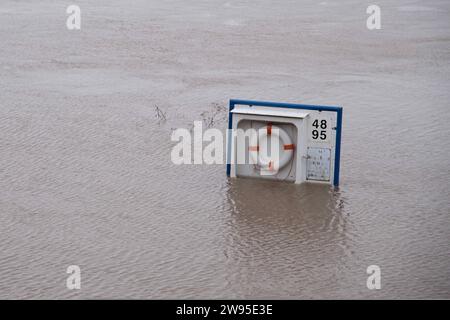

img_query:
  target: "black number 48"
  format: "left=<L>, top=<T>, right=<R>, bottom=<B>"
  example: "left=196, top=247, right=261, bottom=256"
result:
left=312, top=119, right=327, bottom=140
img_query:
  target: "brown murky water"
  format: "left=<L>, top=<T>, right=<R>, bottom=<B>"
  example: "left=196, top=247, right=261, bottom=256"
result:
left=0, top=0, right=449, bottom=299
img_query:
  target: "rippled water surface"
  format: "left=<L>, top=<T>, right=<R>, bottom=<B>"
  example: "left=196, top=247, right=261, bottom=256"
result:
left=1, top=0, right=449, bottom=299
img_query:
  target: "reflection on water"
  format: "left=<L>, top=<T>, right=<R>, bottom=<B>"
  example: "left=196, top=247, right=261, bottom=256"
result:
left=226, top=179, right=347, bottom=247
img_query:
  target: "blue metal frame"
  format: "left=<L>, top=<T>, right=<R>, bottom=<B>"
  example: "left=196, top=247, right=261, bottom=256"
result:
left=226, top=99, right=343, bottom=186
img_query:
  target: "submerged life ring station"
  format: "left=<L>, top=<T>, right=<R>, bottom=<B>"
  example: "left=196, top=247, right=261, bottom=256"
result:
left=226, top=100, right=343, bottom=186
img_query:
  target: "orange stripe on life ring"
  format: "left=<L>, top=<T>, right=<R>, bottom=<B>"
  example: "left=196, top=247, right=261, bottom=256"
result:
left=267, top=124, right=272, bottom=135
left=284, top=144, right=295, bottom=150
left=248, top=146, right=259, bottom=151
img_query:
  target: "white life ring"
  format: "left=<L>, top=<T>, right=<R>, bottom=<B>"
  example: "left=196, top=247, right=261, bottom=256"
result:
left=249, top=124, right=295, bottom=171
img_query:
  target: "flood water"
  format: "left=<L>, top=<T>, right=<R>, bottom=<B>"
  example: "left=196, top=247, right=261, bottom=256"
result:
left=0, top=0, right=449, bottom=299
